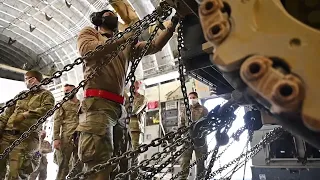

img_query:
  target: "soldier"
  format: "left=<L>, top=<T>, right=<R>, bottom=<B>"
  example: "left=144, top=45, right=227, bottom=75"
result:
left=76, top=9, right=178, bottom=180
left=179, top=92, right=208, bottom=180
left=53, top=84, right=82, bottom=180
left=0, top=70, right=55, bottom=179
left=29, top=130, right=52, bottom=180
left=123, top=81, right=147, bottom=179
left=129, top=81, right=147, bottom=150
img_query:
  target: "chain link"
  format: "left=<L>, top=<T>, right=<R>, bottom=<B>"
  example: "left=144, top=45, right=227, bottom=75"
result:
left=203, top=144, right=220, bottom=180
left=137, top=134, right=178, bottom=180
left=220, top=131, right=253, bottom=180
left=161, top=118, right=235, bottom=180
left=115, top=136, right=187, bottom=180
left=70, top=103, right=243, bottom=180
left=136, top=151, right=169, bottom=180
left=159, top=128, right=219, bottom=179
left=139, top=115, right=224, bottom=180
left=69, top=122, right=191, bottom=179
left=144, top=112, right=231, bottom=180
left=118, top=23, right=163, bottom=179
left=204, top=107, right=236, bottom=180
left=158, top=144, right=193, bottom=179
left=194, top=127, right=247, bottom=180
left=149, top=106, right=240, bottom=179
left=125, top=22, right=163, bottom=126
left=125, top=25, right=162, bottom=85
left=147, top=140, right=192, bottom=179
left=67, top=159, right=82, bottom=179
left=0, top=6, right=169, bottom=160
left=177, top=20, right=192, bottom=125
left=205, top=127, right=284, bottom=179
left=171, top=134, right=237, bottom=180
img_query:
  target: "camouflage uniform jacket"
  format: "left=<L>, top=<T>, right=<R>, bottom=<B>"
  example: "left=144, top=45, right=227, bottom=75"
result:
left=0, top=89, right=55, bottom=133
left=124, top=92, right=147, bottom=131
left=179, top=103, right=208, bottom=128
left=53, top=100, right=80, bottom=140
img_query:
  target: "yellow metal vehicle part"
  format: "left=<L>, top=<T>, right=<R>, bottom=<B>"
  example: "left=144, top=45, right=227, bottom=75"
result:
left=198, top=0, right=320, bottom=131
left=109, top=0, right=139, bottom=31
left=110, top=0, right=172, bottom=33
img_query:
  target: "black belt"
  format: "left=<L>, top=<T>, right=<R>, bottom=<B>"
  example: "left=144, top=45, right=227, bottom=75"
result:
left=4, top=130, right=21, bottom=135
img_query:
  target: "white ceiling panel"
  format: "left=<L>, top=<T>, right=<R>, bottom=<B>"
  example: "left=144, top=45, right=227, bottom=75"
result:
left=6, top=0, right=29, bottom=10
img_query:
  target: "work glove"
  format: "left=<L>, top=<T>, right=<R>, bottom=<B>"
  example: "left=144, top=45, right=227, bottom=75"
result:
left=171, top=13, right=180, bottom=28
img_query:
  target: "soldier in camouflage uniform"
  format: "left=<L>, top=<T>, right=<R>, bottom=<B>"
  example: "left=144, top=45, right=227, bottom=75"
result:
left=29, top=130, right=52, bottom=180
left=124, top=81, right=147, bottom=150
left=179, top=92, right=208, bottom=180
left=76, top=9, right=178, bottom=180
left=0, top=70, right=55, bottom=179
left=123, top=81, right=147, bottom=179
left=53, top=84, right=82, bottom=180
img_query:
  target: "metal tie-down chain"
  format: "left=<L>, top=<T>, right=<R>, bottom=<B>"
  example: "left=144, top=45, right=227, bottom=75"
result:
left=146, top=139, right=193, bottom=179
left=125, top=24, right=162, bottom=124
left=158, top=145, right=194, bottom=179
left=67, top=159, right=82, bottom=178
left=122, top=109, right=232, bottom=180
left=177, top=20, right=192, bottom=125
left=136, top=144, right=177, bottom=180
left=158, top=103, right=236, bottom=179
left=115, top=136, right=188, bottom=180
left=203, top=107, right=237, bottom=180
left=218, top=131, right=253, bottom=180
left=205, top=127, right=284, bottom=180
left=124, top=22, right=161, bottom=126
left=194, top=127, right=247, bottom=180
left=125, top=114, right=228, bottom=180
left=69, top=122, right=194, bottom=179
left=171, top=125, right=247, bottom=180
left=159, top=109, right=233, bottom=180
left=149, top=18, right=195, bottom=179
left=137, top=134, right=183, bottom=180
left=0, top=5, right=170, bottom=160
left=132, top=19, right=194, bottom=180
left=156, top=128, right=214, bottom=179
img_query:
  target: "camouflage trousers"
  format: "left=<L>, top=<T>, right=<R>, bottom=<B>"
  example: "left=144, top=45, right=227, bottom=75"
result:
left=129, top=116, right=141, bottom=150
left=111, top=124, right=131, bottom=180
left=0, top=131, right=38, bottom=180
left=56, top=137, right=83, bottom=180
left=129, top=116, right=141, bottom=166
left=129, top=131, right=140, bottom=180
left=28, top=156, right=48, bottom=180
left=131, top=131, right=140, bottom=150
left=77, top=97, right=128, bottom=180
left=179, top=142, right=207, bottom=180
